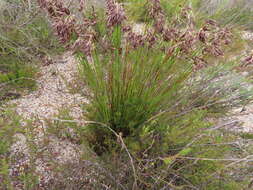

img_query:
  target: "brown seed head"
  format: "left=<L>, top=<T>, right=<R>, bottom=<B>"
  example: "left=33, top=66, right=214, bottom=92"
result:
left=106, top=0, right=126, bottom=28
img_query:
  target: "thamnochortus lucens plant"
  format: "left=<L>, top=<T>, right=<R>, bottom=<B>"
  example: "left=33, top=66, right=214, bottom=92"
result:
left=38, top=0, right=253, bottom=189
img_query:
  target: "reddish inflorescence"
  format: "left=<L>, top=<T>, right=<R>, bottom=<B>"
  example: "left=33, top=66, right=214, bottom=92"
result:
left=105, top=0, right=126, bottom=28
left=150, top=0, right=166, bottom=33
left=52, top=16, right=76, bottom=44
left=38, top=0, right=233, bottom=69
left=38, top=0, right=96, bottom=56
left=38, top=0, right=70, bottom=18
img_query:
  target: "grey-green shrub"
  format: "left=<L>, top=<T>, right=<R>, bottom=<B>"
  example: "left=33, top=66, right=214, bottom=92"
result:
left=0, top=0, right=61, bottom=103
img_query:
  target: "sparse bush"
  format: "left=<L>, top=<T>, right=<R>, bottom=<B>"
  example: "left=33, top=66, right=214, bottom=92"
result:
left=0, top=109, right=24, bottom=189
left=197, top=0, right=253, bottom=30
left=0, top=0, right=62, bottom=103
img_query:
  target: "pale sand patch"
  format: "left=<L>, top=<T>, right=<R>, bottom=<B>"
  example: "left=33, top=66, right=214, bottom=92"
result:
left=11, top=51, right=88, bottom=120
left=9, top=51, right=88, bottom=186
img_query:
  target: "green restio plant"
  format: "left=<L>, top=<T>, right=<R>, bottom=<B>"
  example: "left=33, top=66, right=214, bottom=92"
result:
left=79, top=27, right=191, bottom=143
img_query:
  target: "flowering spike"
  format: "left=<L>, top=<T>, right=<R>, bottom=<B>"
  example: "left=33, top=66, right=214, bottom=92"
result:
left=105, top=0, right=126, bottom=28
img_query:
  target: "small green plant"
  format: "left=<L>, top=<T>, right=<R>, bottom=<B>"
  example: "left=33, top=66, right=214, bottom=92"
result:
left=0, top=0, right=62, bottom=103
left=0, top=108, right=23, bottom=189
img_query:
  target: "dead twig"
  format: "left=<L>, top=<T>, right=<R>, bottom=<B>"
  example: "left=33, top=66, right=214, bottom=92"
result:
left=0, top=77, right=37, bottom=89
left=51, top=118, right=138, bottom=190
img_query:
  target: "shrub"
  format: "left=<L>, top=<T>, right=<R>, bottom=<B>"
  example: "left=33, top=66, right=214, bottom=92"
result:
left=0, top=109, right=23, bottom=189
left=196, top=0, right=253, bottom=30
left=0, top=108, right=40, bottom=190
left=0, top=0, right=62, bottom=103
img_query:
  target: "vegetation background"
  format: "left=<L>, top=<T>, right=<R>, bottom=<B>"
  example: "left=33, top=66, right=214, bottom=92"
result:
left=0, top=0, right=253, bottom=189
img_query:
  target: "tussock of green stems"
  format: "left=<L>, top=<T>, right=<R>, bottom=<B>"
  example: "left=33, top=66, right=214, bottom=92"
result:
left=79, top=26, right=191, bottom=143
left=77, top=23, right=253, bottom=188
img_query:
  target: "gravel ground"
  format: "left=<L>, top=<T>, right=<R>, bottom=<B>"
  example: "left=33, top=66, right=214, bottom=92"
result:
left=12, top=52, right=87, bottom=120
left=218, top=31, right=253, bottom=133
left=8, top=52, right=88, bottom=188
